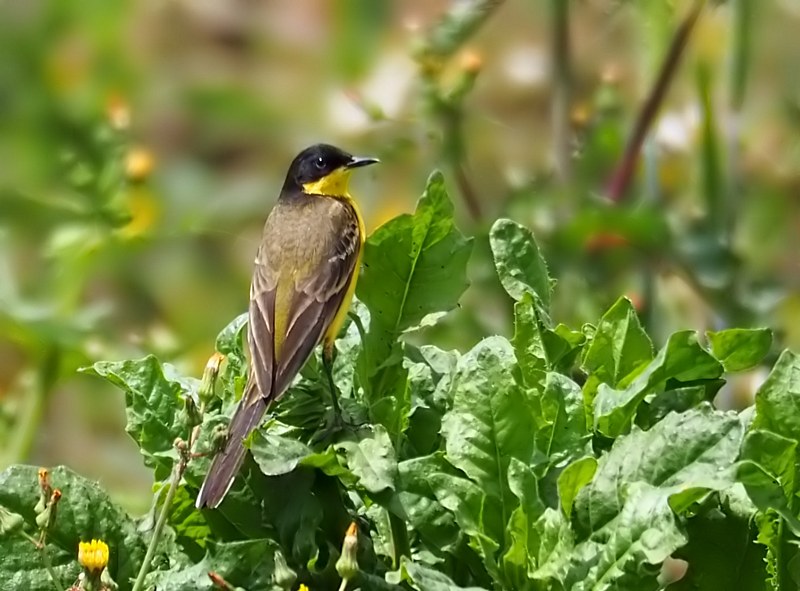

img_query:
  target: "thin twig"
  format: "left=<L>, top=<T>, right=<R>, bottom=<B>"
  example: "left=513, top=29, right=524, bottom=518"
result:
left=131, top=443, right=188, bottom=591
left=606, top=0, right=705, bottom=202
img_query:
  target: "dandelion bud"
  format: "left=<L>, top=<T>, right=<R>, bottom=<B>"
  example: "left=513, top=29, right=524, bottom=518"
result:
left=35, top=468, right=51, bottom=514
left=335, top=522, right=359, bottom=583
left=199, top=353, right=224, bottom=405
left=125, top=147, right=155, bottom=182
left=211, top=424, right=229, bottom=454
left=184, top=395, right=203, bottom=428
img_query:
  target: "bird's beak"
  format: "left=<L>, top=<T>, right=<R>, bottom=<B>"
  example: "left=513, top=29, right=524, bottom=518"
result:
left=346, top=156, right=380, bottom=169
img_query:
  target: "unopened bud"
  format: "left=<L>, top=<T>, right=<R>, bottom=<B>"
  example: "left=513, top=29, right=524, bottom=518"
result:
left=199, top=353, right=224, bottom=405
left=211, top=424, right=229, bottom=454
left=184, top=395, right=203, bottom=428
left=0, top=507, right=23, bottom=535
left=35, top=468, right=52, bottom=514
left=460, top=49, right=482, bottom=75
left=272, top=549, right=296, bottom=589
left=36, top=489, right=61, bottom=530
left=336, top=521, right=359, bottom=582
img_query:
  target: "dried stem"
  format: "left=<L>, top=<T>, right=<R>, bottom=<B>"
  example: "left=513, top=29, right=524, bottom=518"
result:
left=606, top=0, right=705, bottom=202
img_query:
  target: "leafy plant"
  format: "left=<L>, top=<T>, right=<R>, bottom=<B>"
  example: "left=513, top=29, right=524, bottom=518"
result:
left=1, top=173, right=798, bottom=590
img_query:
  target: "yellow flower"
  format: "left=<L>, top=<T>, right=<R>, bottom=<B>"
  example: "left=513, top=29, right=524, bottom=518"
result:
left=298, top=585, right=310, bottom=591
left=78, top=539, right=109, bottom=574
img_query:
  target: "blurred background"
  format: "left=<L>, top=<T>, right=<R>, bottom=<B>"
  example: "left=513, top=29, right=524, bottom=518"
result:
left=2, top=0, right=800, bottom=511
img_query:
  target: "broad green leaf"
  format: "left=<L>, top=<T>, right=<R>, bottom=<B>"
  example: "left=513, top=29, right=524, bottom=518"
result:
left=668, top=497, right=767, bottom=591
left=707, top=328, right=772, bottom=372
left=402, top=557, right=490, bottom=591
left=250, top=425, right=314, bottom=476
left=535, top=484, right=687, bottom=591
left=489, top=218, right=551, bottom=307
left=507, top=458, right=545, bottom=520
left=0, top=465, right=147, bottom=591
left=357, top=171, right=472, bottom=380
left=753, top=349, right=800, bottom=442
left=534, top=372, right=588, bottom=464
left=593, top=331, right=723, bottom=437
left=147, top=539, right=280, bottom=590
left=737, top=430, right=800, bottom=535
left=80, top=356, right=187, bottom=477
left=441, top=337, right=535, bottom=536
left=581, top=296, right=653, bottom=388
left=513, top=293, right=548, bottom=387
left=558, top=457, right=597, bottom=518
left=395, top=456, right=461, bottom=552
left=336, top=425, right=397, bottom=494
left=575, top=405, right=743, bottom=534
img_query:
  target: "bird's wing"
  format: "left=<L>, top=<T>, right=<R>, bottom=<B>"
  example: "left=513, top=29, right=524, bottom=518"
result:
left=247, top=201, right=361, bottom=402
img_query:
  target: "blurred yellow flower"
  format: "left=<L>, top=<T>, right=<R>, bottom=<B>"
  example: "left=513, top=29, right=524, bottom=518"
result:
left=78, top=539, right=109, bottom=574
left=297, top=585, right=310, bottom=591
left=125, top=147, right=156, bottom=181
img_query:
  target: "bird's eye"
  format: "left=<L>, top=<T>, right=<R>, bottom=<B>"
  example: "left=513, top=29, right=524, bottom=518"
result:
left=315, top=157, right=325, bottom=169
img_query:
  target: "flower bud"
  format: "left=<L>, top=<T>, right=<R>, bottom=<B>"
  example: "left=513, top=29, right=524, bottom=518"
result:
left=184, top=395, right=203, bottom=428
left=0, top=507, right=23, bottom=535
left=335, top=522, right=359, bottom=582
left=199, top=353, right=224, bottom=406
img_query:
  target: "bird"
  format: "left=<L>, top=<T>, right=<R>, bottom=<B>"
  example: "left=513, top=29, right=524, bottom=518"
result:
left=196, top=143, right=379, bottom=509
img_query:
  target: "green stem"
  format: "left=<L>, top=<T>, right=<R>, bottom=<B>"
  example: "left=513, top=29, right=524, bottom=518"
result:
left=1, top=347, right=59, bottom=468
left=131, top=450, right=187, bottom=591
left=40, top=542, right=62, bottom=591
left=550, top=0, right=572, bottom=184
left=338, top=578, right=349, bottom=591
left=724, top=0, right=753, bottom=241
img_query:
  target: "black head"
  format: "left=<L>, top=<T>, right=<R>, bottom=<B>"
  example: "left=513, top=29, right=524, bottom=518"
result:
left=283, top=143, right=379, bottom=194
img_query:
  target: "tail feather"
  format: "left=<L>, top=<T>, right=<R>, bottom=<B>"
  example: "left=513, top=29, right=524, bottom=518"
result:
left=196, top=386, right=267, bottom=509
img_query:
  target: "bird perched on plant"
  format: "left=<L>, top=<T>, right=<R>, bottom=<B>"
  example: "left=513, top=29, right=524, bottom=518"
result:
left=196, top=143, right=379, bottom=509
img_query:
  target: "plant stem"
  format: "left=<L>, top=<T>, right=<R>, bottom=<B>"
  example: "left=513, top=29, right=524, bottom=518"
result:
left=606, top=0, right=705, bottom=202
left=416, top=0, right=506, bottom=62
left=1, top=347, right=59, bottom=468
left=131, top=446, right=188, bottom=591
left=39, top=539, right=62, bottom=591
left=550, top=0, right=572, bottom=184
left=725, top=0, right=753, bottom=241
left=338, top=578, right=349, bottom=591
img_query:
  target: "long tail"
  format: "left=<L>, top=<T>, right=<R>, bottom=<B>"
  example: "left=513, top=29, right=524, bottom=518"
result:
left=196, top=383, right=267, bottom=509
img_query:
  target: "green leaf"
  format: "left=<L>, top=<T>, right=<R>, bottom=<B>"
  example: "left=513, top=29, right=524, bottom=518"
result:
left=593, top=331, right=723, bottom=438
left=395, top=455, right=461, bottom=552
left=147, top=539, right=280, bottom=590
left=80, top=356, right=187, bottom=477
left=582, top=296, right=653, bottom=387
left=575, top=405, right=744, bottom=534
left=250, top=424, right=314, bottom=476
left=402, top=557, right=490, bottom=591
left=490, top=218, right=551, bottom=307
left=441, top=337, right=535, bottom=535
left=535, top=483, right=688, bottom=590
left=357, top=171, right=472, bottom=383
left=0, top=465, right=147, bottom=591
left=668, top=496, right=767, bottom=591
left=737, top=430, right=800, bottom=535
left=753, top=349, right=800, bottom=442
left=558, top=457, right=597, bottom=518
left=534, top=372, right=588, bottom=464
left=336, top=425, right=398, bottom=494
left=706, top=328, right=772, bottom=372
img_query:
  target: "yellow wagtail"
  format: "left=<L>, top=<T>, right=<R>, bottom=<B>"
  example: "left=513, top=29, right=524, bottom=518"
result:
left=196, top=143, right=378, bottom=509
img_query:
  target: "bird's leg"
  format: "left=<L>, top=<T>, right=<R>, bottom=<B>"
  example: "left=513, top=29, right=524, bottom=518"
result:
left=322, top=343, right=343, bottom=422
